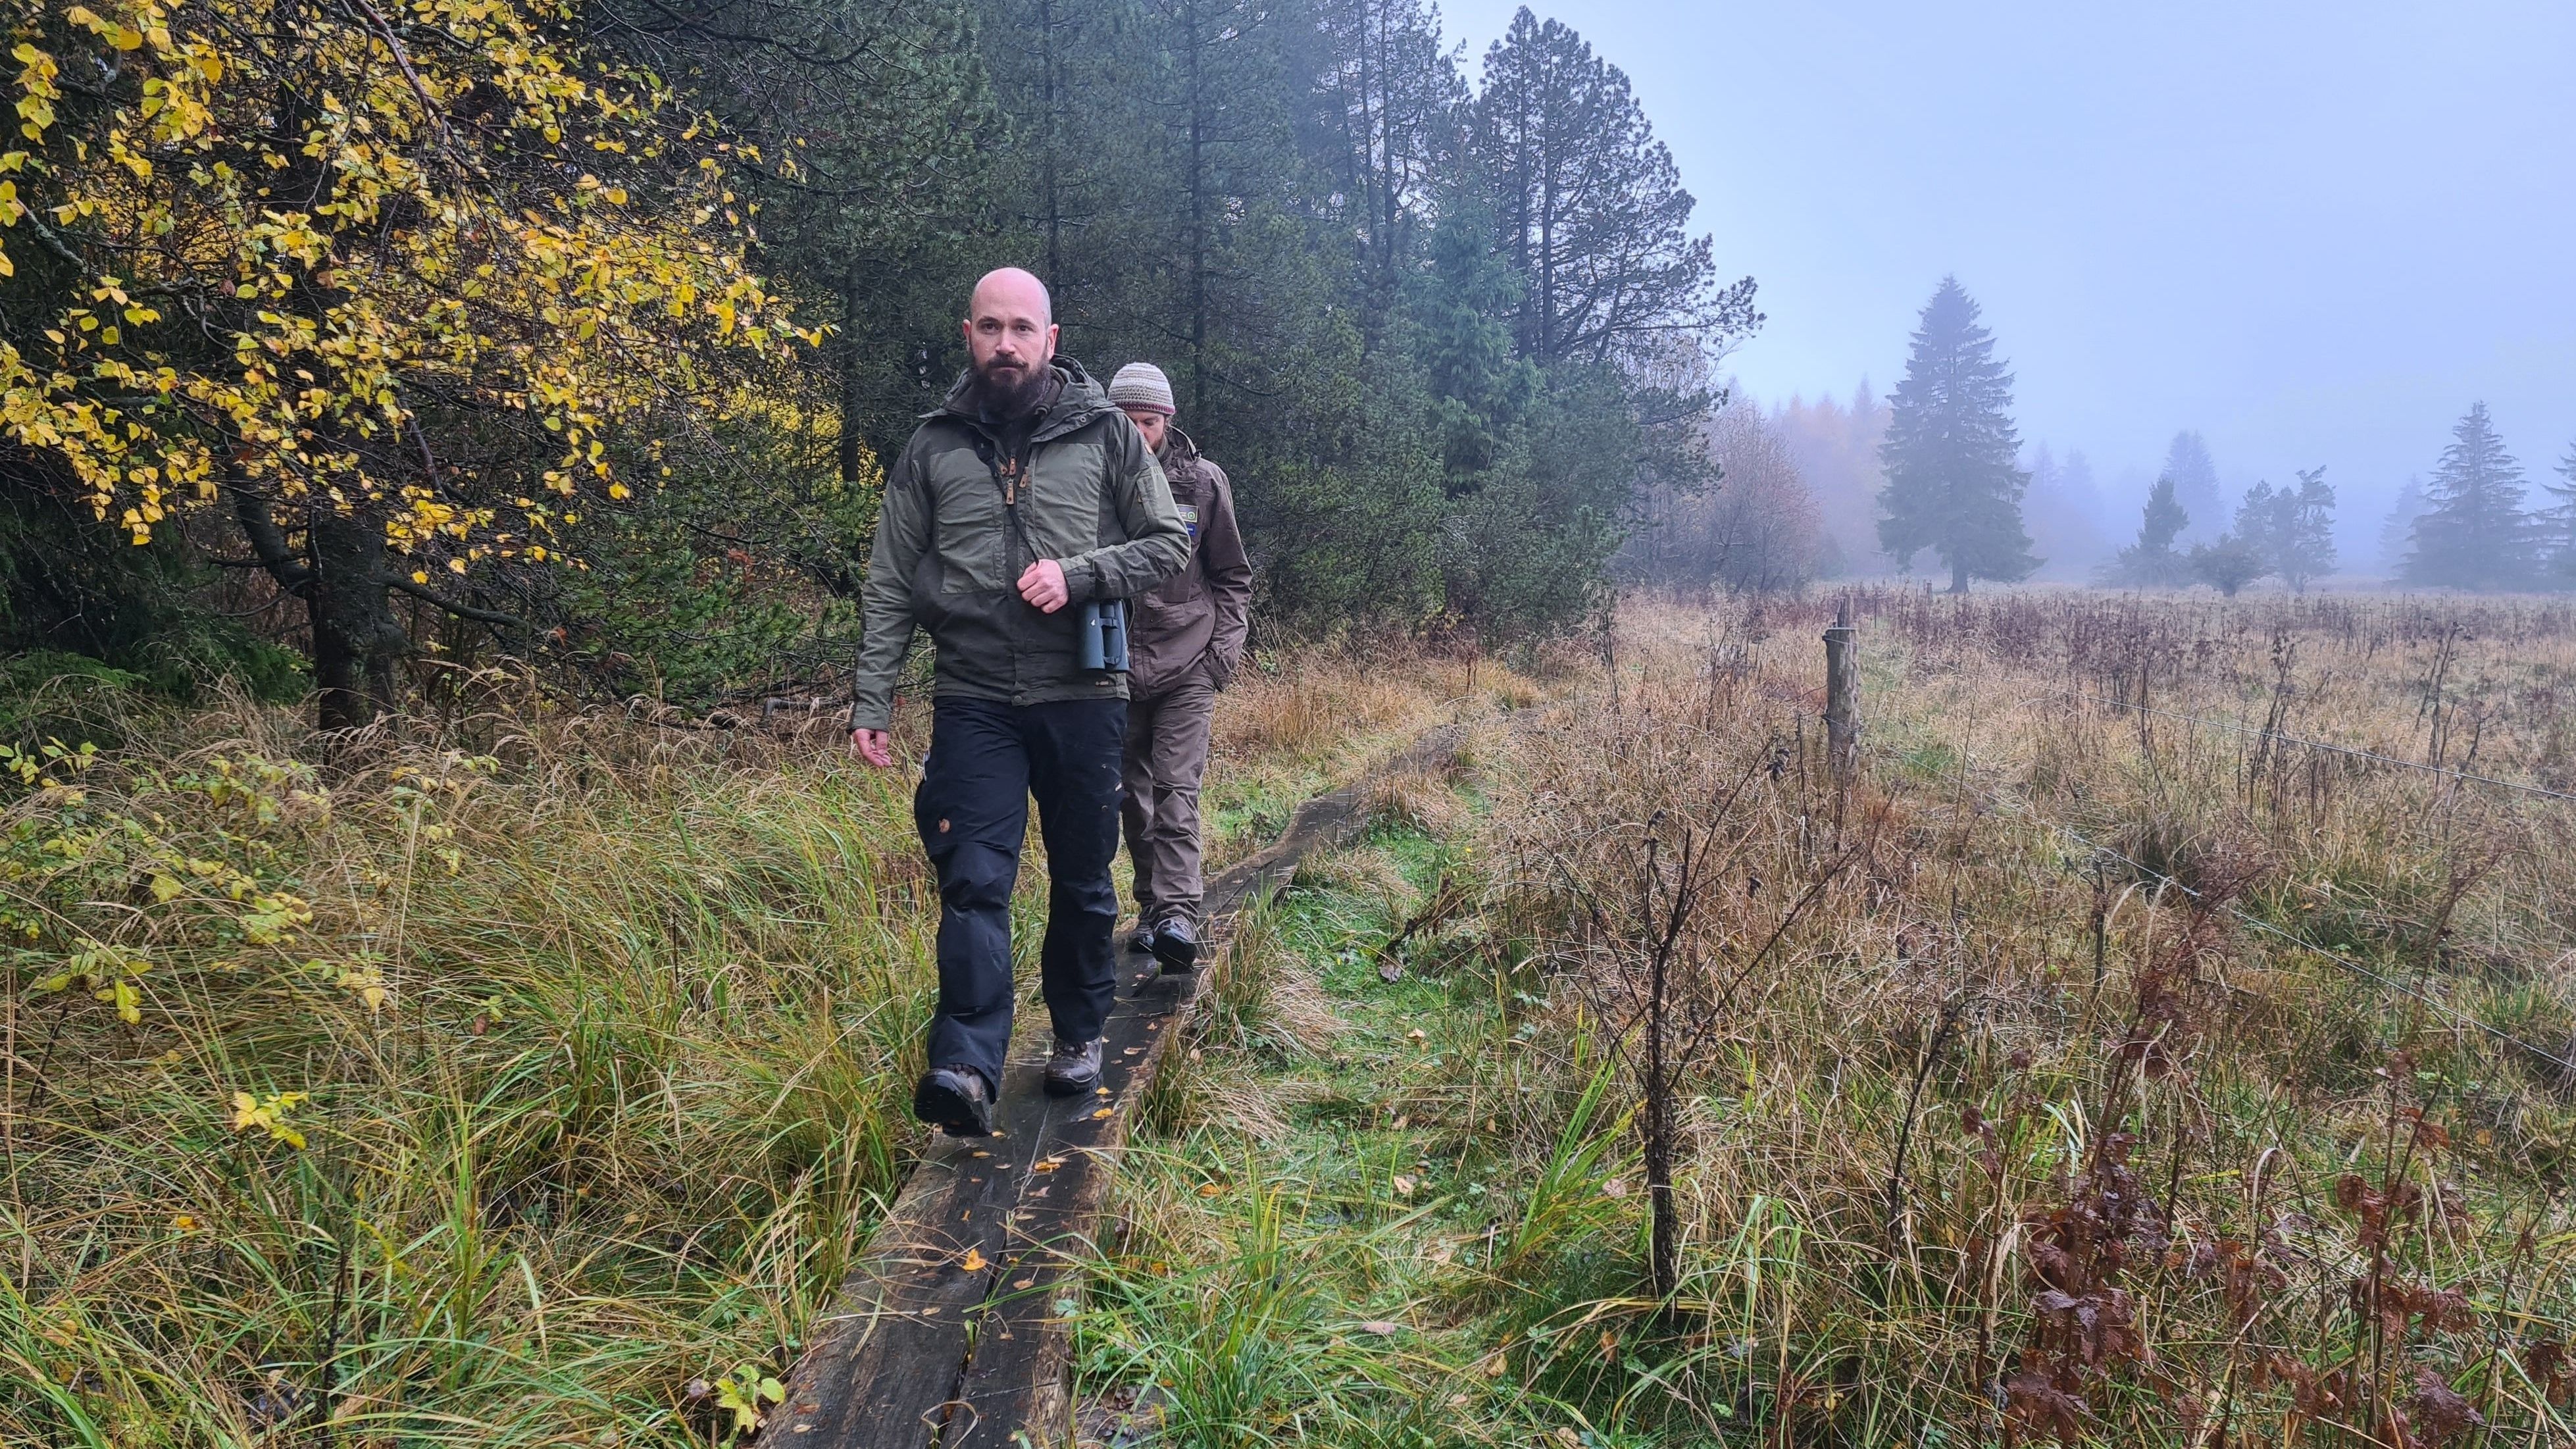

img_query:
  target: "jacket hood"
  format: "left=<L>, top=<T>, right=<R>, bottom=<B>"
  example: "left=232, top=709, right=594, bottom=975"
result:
left=933, top=356, right=1115, bottom=439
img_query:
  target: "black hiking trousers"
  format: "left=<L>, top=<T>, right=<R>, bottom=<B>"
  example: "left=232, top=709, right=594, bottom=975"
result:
left=915, top=696, right=1126, bottom=1096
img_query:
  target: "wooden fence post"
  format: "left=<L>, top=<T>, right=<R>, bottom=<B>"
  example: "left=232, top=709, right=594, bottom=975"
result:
left=1824, top=597, right=1859, bottom=780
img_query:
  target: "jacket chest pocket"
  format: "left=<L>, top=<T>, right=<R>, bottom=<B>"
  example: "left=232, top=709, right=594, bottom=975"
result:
left=927, top=453, right=1008, bottom=592
left=1022, top=443, right=1105, bottom=557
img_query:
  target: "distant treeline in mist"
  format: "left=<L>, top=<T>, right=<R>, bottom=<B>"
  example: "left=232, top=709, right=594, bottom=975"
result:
left=1642, top=279, right=2576, bottom=597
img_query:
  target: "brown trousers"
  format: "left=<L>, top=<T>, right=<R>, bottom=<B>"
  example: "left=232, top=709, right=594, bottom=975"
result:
left=1121, top=673, right=1217, bottom=927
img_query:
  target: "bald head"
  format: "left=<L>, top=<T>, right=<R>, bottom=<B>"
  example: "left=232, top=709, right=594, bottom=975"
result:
left=971, top=267, right=1053, bottom=329
left=963, top=268, right=1059, bottom=414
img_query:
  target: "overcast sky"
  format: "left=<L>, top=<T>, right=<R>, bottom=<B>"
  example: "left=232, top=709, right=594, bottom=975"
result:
left=1442, top=0, right=2576, bottom=524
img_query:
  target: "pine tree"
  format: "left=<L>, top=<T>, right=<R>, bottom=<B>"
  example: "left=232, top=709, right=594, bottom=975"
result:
left=1302, top=0, right=1468, bottom=353
left=2099, top=476, right=2190, bottom=586
left=1876, top=278, right=2037, bottom=592
left=979, top=0, right=1127, bottom=306
left=2222, top=468, right=2334, bottom=592
left=1471, top=7, right=1757, bottom=368
left=2275, top=466, right=2338, bottom=592
left=2404, top=403, right=2537, bottom=590
left=2232, top=481, right=2285, bottom=580
left=2161, top=431, right=2225, bottom=545
left=2188, top=535, right=2263, bottom=596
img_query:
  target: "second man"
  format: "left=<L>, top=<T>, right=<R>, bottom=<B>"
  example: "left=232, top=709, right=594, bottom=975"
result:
left=1105, top=362, right=1252, bottom=973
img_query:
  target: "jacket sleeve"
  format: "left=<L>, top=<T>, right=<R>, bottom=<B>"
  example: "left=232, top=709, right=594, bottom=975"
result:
left=849, top=439, right=934, bottom=732
left=1061, top=416, right=1189, bottom=604
left=1198, top=461, right=1253, bottom=685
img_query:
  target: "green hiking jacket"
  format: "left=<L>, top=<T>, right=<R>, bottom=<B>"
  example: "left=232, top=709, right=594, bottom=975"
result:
left=849, top=359, right=1189, bottom=730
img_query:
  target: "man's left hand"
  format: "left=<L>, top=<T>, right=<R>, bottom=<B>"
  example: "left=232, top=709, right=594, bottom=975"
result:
left=1018, top=558, right=1071, bottom=613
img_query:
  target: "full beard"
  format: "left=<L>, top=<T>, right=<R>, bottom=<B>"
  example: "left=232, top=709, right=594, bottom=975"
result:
left=966, top=357, right=1050, bottom=419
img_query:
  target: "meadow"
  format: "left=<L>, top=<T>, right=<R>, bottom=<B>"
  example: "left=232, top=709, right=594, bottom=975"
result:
left=6, top=590, right=2574, bottom=1447
left=1081, top=589, right=2576, bottom=1447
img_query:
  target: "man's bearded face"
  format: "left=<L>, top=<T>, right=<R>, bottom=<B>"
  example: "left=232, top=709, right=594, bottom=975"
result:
left=969, top=348, right=1049, bottom=417
left=965, top=289, right=1057, bottom=417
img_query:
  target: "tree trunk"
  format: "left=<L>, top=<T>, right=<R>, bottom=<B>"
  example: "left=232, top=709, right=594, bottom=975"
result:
left=839, top=272, right=867, bottom=486
left=1948, top=555, right=1969, bottom=594
left=1183, top=0, right=1208, bottom=419
left=307, top=507, right=405, bottom=731
left=1039, top=0, right=1062, bottom=285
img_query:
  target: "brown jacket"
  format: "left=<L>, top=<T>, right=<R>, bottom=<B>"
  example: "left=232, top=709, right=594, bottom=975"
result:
left=1128, top=427, right=1251, bottom=698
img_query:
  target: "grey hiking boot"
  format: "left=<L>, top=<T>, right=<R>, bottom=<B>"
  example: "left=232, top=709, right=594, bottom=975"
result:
left=1151, top=915, right=1199, bottom=974
left=1044, top=1037, right=1103, bottom=1097
left=913, top=1065, right=994, bottom=1136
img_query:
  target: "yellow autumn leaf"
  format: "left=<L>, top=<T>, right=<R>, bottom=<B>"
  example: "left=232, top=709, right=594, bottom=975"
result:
left=959, top=1248, right=987, bottom=1273
left=98, top=979, right=142, bottom=1024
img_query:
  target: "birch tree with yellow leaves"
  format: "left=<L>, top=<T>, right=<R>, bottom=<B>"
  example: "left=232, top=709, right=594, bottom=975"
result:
left=1, top=0, right=811, bottom=726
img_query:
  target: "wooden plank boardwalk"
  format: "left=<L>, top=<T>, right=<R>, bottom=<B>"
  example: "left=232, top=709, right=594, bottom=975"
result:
left=763, top=727, right=1460, bottom=1449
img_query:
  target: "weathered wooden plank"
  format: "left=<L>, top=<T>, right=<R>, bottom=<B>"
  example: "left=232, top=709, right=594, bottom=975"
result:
left=941, top=970, right=1194, bottom=1448
left=765, top=725, right=1464, bottom=1448
left=765, top=1047, right=1052, bottom=1448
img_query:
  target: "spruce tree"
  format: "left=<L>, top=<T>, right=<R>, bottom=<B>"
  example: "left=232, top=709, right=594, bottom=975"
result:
left=2377, top=476, right=2428, bottom=576
left=2539, top=442, right=2576, bottom=584
left=2099, top=476, right=2190, bottom=586
left=2161, top=431, right=2225, bottom=544
left=1877, top=278, right=2037, bottom=592
left=2404, top=402, right=2537, bottom=590
left=1410, top=199, right=1538, bottom=482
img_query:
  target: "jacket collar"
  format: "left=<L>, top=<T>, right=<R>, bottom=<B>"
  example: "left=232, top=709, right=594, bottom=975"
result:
left=928, top=356, right=1114, bottom=444
left=1157, top=424, right=1202, bottom=469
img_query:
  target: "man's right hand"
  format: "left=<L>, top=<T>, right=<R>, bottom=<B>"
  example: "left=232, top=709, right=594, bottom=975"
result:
left=850, top=728, right=895, bottom=768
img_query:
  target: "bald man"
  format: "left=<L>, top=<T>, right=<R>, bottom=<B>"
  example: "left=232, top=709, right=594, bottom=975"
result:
left=849, top=268, right=1190, bottom=1135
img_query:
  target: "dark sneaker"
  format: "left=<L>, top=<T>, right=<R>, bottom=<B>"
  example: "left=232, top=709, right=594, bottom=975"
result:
left=1126, top=923, right=1159, bottom=955
left=1151, top=915, right=1200, bottom=974
left=913, top=1066, right=994, bottom=1136
left=1044, top=1037, right=1102, bottom=1097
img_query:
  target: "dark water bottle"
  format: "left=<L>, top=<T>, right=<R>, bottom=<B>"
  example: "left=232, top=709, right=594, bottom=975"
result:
left=1078, top=599, right=1130, bottom=671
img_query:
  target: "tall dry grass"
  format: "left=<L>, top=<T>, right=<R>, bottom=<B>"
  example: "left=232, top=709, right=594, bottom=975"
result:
left=1468, top=590, right=2576, bottom=1444
left=0, top=634, right=1544, bottom=1444
left=1, top=696, right=940, bottom=1444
